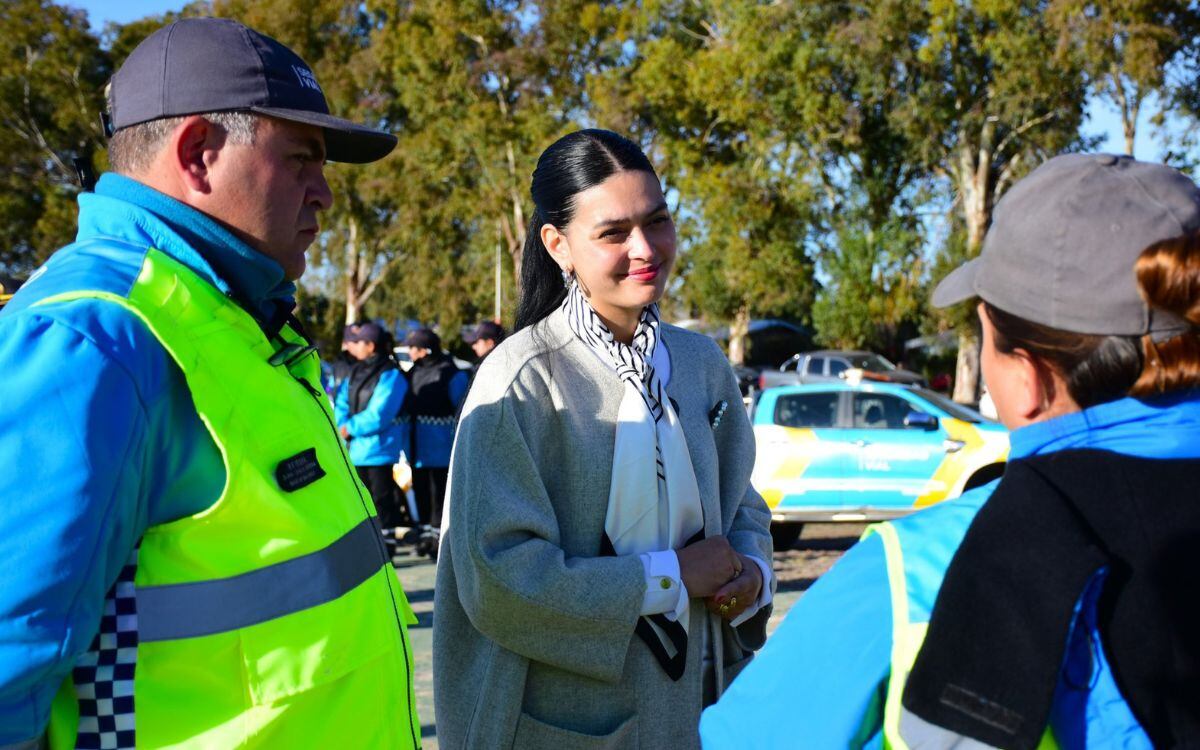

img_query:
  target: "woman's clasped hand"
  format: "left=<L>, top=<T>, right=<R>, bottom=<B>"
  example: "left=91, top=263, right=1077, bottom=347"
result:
left=676, top=536, right=763, bottom=621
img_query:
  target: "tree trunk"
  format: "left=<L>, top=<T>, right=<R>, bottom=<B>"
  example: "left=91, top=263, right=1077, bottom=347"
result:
left=506, top=139, right=527, bottom=286
left=952, top=330, right=981, bottom=404
left=344, top=218, right=361, bottom=325
left=1110, top=71, right=1139, bottom=158
left=951, top=131, right=993, bottom=403
left=344, top=289, right=361, bottom=326
left=1123, top=100, right=1138, bottom=157
left=728, top=305, right=751, bottom=366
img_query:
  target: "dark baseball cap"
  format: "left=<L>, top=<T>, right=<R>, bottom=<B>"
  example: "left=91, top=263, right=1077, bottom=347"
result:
left=933, top=153, right=1200, bottom=339
left=465, top=320, right=506, bottom=343
left=344, top=322, right=385, bottom=344
left=404, top=328, right=441, bottom=350
left=106, top=17, right=396, bottom=164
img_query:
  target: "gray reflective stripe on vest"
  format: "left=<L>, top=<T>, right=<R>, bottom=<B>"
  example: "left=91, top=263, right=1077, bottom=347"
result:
left=137, top=517, right=385, bottom=642
left=898, top=708, right=1001, bottom=750
left=0, top=738, right=44, bottom=750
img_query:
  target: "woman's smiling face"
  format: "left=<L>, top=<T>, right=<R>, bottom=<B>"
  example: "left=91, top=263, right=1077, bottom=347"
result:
left=543, top=169, right=676, bottom=333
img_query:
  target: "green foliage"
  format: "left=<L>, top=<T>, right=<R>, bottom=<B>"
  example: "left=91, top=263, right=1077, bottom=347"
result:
left=813, top=221, right=925, bottom=355
left=1049, top=0, right=1200, bottom=156
left=0, top=0, right=110, bottom=273
left=589, top=1, right=822, bottom=331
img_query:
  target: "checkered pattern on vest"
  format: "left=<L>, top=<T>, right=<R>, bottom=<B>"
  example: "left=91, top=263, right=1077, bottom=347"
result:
left=72, top=548, right=138, bottom=749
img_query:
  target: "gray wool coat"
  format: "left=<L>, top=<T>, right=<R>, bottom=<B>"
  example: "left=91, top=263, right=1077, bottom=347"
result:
left=432, top=308, right=774, bottom=750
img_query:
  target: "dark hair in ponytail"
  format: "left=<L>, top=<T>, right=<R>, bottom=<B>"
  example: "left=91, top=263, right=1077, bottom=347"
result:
left=1131, top=233, right=1200, bottom=396
left=514, top=129, right=657, bottom=332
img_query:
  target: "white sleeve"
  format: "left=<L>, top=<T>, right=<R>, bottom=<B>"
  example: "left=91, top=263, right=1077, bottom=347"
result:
left=638, top=550, right=689, bottom=621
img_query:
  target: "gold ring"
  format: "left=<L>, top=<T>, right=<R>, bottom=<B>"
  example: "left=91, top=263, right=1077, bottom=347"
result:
left=729, top=596, right=738, bottom=608
left=719, top=603, right=730, bottom=615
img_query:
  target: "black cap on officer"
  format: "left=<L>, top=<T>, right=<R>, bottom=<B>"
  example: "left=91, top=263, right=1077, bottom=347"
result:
left=105, top=17, right=396, bottom=164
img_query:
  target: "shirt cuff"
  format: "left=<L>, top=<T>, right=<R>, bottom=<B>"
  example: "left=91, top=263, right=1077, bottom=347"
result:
left=639, top=550, right=689, bottom=621
left=730, top=555, right=774, bottom=627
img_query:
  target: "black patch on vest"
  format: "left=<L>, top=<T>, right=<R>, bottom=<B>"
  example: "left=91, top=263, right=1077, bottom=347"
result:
left=276, top=448, right=325, bottom=492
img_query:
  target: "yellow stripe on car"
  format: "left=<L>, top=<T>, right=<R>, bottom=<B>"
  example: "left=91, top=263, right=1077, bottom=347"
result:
left=754, top=426, right=819, bottom=509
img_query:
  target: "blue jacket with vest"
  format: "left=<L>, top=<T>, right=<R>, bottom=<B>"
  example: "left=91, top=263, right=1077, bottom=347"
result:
left=0, top=174, right=298, bottom=744
left=701, top=391, right=1200, bottom=749
left=334, top=361, right=408, bottom=466
left=402, top=355, right=468, bottom=469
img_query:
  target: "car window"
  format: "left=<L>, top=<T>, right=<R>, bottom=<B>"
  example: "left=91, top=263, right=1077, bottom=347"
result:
left=913, top=388, right=984, bottom=423
left=846, top=353, right=896, bottom=372
left=828, top=359, right=849, bottom=376
left=805, top=357, right=826, bottom=375
left=852, top=393, right=924, bottom=429
left=774, top=392, right=840, bottom=429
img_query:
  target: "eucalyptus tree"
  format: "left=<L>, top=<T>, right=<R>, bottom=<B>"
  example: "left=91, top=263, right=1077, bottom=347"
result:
left=0, top=0, right=110, bottom=273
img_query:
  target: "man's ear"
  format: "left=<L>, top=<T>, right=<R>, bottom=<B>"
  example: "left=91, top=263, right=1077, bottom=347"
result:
left=540, top=223, right=572, bottom=274
left=171, top=115, right=218, bottom=196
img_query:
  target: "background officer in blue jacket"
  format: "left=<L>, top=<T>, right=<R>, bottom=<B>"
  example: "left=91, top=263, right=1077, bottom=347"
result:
left=336, top=322, right=409, bottom=552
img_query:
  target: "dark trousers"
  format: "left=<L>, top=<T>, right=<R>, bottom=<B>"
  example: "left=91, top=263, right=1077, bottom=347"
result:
left=356, top=465, right=407, bottom=529
left=412, top=467, right=449, bottom=529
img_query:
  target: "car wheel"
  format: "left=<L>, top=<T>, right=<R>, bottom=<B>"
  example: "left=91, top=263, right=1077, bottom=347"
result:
left=770, top=522, right=804, bottom=552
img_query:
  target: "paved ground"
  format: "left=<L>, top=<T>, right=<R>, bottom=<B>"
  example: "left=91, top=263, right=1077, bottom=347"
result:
left=394, top=523, right=865, bottom=749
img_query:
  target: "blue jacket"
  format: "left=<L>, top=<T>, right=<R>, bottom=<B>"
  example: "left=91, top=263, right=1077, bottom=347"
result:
left=0, top=174, right=295, bottom=744
left=404, top=363, right=469, bottom=469
left=701, top=392, right=1200, bottom=749
left=335, top=366, right=409, bottom=466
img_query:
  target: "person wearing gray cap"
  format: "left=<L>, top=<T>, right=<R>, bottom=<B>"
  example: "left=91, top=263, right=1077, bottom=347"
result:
left=701, top=153, right=1200, bottom=749
left=0, top=17, right=419, bottom=749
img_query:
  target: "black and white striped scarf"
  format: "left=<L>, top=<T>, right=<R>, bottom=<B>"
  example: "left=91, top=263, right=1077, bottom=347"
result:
left=562, top=283, right=667, bottom=484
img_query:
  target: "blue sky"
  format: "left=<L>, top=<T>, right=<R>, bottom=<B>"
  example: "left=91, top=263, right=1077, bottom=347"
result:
left=68, top=0, right=185, bottom=28
left=67, top=0, right=1179, bottom=161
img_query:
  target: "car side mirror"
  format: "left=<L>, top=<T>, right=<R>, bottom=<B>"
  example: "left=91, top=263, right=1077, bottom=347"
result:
left=903, top=411, right=939, bottom=431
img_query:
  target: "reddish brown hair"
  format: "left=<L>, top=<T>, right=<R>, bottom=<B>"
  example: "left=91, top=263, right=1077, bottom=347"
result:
left=1131, top=233, right=1200, bottom=396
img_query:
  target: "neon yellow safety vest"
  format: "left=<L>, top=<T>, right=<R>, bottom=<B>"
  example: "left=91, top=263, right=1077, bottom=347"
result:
left=865, top=514, right=1057, bottom=750
left=40, top=248, right=421, bottom=749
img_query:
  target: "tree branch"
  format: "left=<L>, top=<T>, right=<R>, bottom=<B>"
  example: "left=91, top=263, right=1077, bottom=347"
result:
left=992, top=109, right=1062, bottom=160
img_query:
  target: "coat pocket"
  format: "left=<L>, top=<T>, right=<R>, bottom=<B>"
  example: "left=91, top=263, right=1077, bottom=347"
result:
left=512, top=712, right=638, bottom=750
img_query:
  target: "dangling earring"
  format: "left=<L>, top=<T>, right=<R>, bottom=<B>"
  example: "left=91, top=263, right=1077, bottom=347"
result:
left=562, top=268, right=575, bottom=288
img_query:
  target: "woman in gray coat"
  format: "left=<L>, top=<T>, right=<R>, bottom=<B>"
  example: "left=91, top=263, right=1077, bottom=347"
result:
left=433, top=129, right=775, bottom=749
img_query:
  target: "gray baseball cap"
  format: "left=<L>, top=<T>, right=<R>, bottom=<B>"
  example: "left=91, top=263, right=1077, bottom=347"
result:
left=106, top=17, right=396, bottom=164
left=932, top=153, right=1200, bottom=339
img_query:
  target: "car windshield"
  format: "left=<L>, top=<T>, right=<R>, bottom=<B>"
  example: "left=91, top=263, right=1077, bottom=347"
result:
left=914, top=388, right=986, bottom=423
left=846, top=353, right=896, bottom=372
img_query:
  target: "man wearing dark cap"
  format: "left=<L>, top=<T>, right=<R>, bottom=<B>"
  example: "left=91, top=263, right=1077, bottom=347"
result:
left=464, top=319, right=506, bottom=363
left=335, top=322, right=409, bottom=551
left=402, top=328, right=469, bottom=558
left=0, top=18, right=420, bottom=749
